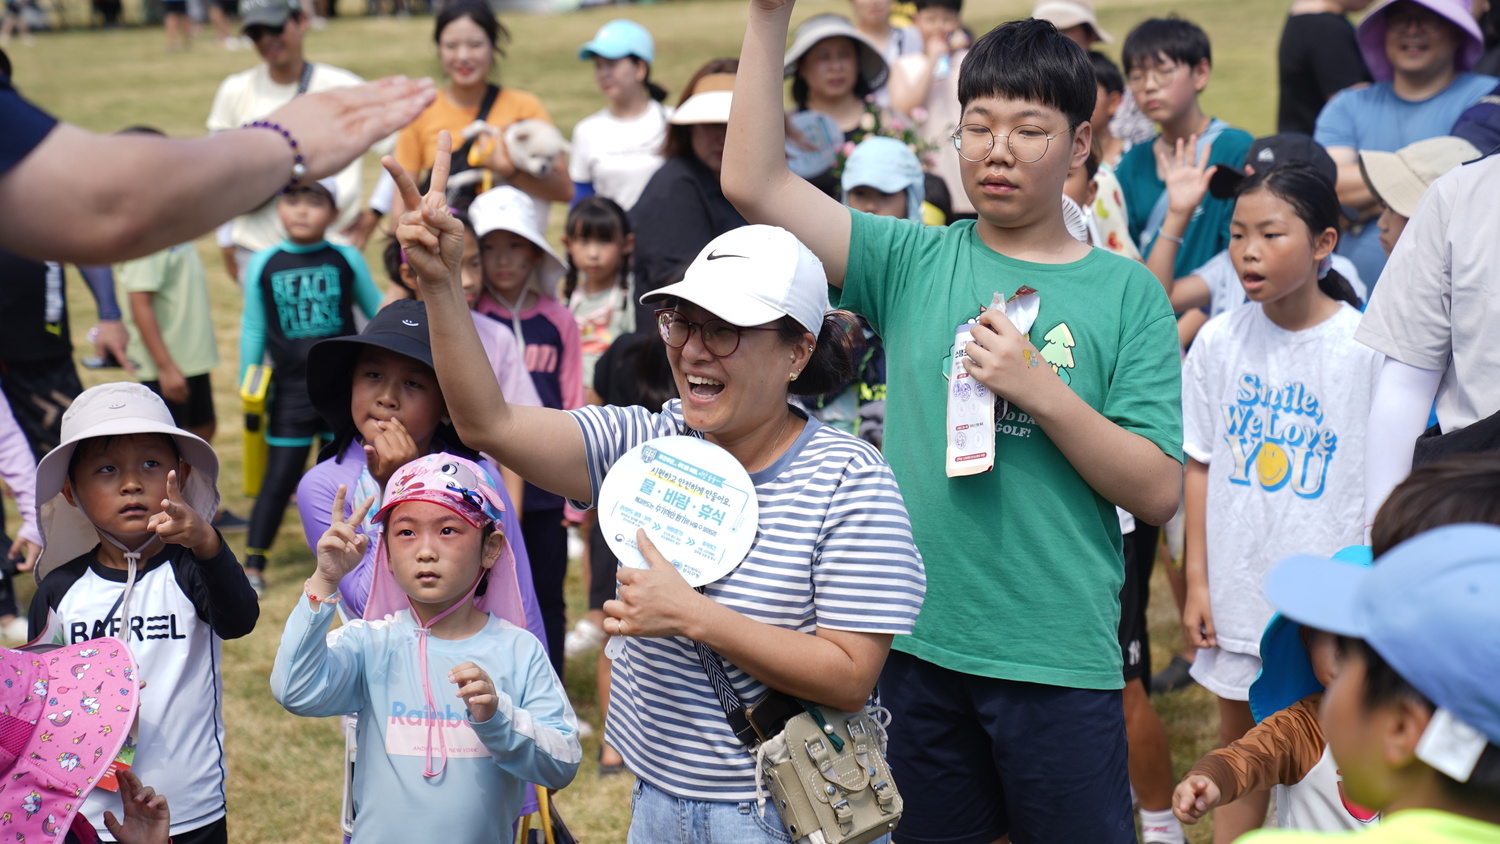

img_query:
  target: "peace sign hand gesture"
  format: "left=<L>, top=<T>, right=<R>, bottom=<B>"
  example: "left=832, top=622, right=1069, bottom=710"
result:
left=310, top=484, right=376, bottom=600
left=148, top=469, right=221, bottom=560
left=381, top=131, right=467, bottom=296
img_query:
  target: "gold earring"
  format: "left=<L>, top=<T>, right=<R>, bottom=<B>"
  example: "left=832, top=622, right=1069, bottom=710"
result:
left=788, top=372, right=798, bottom=382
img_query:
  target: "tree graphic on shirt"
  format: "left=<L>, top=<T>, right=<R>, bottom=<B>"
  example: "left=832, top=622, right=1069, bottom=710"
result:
left=1040, top=323, right=1076, bottom=385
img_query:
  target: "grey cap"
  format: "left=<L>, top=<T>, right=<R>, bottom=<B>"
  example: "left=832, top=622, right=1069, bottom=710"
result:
left=241, top=0, right=301, bottom=30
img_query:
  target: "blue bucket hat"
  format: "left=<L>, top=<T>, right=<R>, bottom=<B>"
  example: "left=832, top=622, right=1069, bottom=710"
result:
left=1265, top=524, right=1500, bottom=763
left=579, top=19, right=655, bottom=64
left=1250, top=545, right=1372, bottom=723
left=841, top=136, right=925, bottom=223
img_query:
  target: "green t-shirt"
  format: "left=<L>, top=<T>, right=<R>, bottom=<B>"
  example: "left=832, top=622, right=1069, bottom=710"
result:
left=117, top=242, right=219, bottom=381
left=843, top=211, right=1183, bottom=689
left=1238, top=809, right=1500, bottom=843
left=1115, top=123, right=1254, bottom=280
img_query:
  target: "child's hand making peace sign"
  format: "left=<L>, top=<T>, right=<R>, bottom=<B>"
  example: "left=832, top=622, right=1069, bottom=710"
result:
left=308, top=484, right=376, bottom=603
left=147, top=469, right=221, bottom=561
left=381, top=132, right=467, bottom=298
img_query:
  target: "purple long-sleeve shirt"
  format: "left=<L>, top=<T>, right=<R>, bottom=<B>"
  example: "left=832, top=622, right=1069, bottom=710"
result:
left=295, top=441, right=547, bottom=655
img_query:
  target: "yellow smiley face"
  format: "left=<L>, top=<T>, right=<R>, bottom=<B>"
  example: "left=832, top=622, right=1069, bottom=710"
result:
left=1257, top=443, right=1290, bottom=490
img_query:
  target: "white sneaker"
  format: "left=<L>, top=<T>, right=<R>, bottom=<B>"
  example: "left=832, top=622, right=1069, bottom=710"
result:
left=575, top=720, right=594, bottom=739
left=563, top=619, right=605, bottom=659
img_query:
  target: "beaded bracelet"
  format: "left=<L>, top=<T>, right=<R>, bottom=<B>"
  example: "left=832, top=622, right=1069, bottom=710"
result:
left=304, top=578, right=342, bottom=606
left=244, top=119, right=308, bottom=194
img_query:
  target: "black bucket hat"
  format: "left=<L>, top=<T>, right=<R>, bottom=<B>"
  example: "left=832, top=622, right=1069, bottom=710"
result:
left=306, top=299, right=444, bottom=441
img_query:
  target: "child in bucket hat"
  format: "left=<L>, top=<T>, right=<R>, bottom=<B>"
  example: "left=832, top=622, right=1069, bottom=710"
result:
left=27, top=383, right=257, bottom=843
left=294, top=299, right=545, bottom=652
left=1172, top=547, right=1379, bottom=832
left=1239, top=524, right=1500, bottom=843
left=1178, top=454, right=1500, bottom=837
left=0, top=636, right=171, bottom=844
left=271, top=454, right=580, bottom=843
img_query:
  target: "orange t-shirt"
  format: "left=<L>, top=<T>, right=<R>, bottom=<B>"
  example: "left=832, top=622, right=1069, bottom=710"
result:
left=394, top=86, right=553, bottom=177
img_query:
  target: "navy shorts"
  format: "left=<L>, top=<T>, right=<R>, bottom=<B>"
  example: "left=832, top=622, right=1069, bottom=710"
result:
left=880, top=649, right=1133, bottom=844
left=143, top=372, right=216, bottom=430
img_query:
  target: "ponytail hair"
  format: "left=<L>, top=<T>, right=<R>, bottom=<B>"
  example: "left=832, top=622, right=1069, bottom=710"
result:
left=1237, top=161, right=1362, bottom=308
left=630, top=57, right=669, bottom=103
left=777, top=310, right=866, bottom=397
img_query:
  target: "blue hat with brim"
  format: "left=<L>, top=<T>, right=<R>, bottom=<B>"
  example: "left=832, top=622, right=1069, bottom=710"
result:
left=579, top=19, right=654, bottom=64
left=1264, top=524, right=1500, bottom=747
left=1250, top=545, right=1372, bottom=723
left=841, top=136, right=926, bottom=223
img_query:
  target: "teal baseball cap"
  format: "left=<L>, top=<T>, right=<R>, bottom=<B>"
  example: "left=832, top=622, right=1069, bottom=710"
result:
left=1266, top=524, right=1500, bottom=757
left=1249, top=545, right=1372, bottom=724
left=579, top=19, right=655, bottom=64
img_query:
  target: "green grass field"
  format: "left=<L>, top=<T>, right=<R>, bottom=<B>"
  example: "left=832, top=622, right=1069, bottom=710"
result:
left=5, top=0, right=1293, bottom=839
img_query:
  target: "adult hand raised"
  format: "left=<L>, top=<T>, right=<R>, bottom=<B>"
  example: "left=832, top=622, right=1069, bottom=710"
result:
left=267, top=76, right=437, bottom=182
left=382, top=130, right=466, bottom=294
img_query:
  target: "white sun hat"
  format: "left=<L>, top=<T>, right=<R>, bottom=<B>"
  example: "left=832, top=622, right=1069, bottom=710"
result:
left=468, top=185, right=567, bottom=299
left=33, top=382, right=220, bottom=581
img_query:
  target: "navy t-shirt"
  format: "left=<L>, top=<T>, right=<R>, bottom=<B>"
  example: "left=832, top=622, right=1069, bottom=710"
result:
left=1, top=72, right=58, bottom=177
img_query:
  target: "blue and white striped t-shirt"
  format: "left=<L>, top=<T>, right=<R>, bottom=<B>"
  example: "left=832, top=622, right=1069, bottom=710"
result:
left=569, top=400, right=925, bottom=801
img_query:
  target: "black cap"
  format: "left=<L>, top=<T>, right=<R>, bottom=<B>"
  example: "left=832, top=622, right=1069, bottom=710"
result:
left=1208, top=133, right=1338, bottom=199
left=305, top=299, right=437, bottom=434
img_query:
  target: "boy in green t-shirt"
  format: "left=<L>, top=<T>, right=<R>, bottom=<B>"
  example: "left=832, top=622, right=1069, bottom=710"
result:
left=1244, top=524, right=1500, bottom=844
left=723, top=6, right=1182, bottom=842
left=117, top=241, right=220, bottom=443
left=1113, top=17, right=1253, bottom=280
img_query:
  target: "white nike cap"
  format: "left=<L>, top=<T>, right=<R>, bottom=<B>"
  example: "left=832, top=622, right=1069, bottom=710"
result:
left=639, top=225, right=829, bottom=336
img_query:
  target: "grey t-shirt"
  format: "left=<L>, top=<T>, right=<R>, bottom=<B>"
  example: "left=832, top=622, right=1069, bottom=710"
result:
left=1355, top=155, right=1500, bottom=431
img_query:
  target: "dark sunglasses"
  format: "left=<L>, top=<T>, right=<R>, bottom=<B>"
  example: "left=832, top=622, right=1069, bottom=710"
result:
left=245, top=21, right=287, bottom=40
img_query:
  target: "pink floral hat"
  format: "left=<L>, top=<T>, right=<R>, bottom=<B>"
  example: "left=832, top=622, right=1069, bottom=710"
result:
left=362, top=454, right=525, bottom=629
left=0, top=637, right=139, bottom=844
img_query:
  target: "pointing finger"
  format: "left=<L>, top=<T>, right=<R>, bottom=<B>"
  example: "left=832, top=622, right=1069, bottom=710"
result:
left=427, top=130, right=453, bottom=205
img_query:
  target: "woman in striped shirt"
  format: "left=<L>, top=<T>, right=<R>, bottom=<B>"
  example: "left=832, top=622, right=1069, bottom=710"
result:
left=388, top=142, right=925, bottom=842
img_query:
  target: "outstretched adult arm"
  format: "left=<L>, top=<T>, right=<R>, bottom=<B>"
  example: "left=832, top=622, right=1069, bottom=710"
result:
left=720, top=0, right=852, bottom=286
left=0, top=77, right=435, bottom=264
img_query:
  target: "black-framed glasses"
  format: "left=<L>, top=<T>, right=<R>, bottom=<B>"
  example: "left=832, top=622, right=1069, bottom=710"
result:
left=656, top=309, right=778, bottom=357
left=245, top=21, right=287, bottom=40
left=951, top=123, right=1076, bottom=163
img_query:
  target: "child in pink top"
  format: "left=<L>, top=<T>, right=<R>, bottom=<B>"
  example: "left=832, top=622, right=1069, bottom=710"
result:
left=468, top=185, right=582, bottom=679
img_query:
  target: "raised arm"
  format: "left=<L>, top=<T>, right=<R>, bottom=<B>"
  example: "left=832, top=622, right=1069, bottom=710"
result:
left=721, top=0, right=852, bottom=286
left=384, top=133, right=591, bottom=503
left=0, top=77, right=435, bottom=264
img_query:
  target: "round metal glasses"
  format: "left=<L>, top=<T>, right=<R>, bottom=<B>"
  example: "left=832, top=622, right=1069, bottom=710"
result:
left=656, top=309, right=778, bottom=357
left=950, top=123, right=1076, bottom=164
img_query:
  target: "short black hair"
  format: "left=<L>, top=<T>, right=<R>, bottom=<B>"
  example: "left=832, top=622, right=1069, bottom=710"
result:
left=1089, top=50, right=1123, bottom=96
left=1342, top=637, right=1500, bottom=807
left=67, top=433, right=181, bottom=481
left=1371, top=454, right=1500, bottom=557
left=913, top=0, right=962, bottom=13
left=958, top=18, right=1096, bottom=127
left=0, top=46, right=11, bottom=80
left=1122, top=16, right=1212, bottom=73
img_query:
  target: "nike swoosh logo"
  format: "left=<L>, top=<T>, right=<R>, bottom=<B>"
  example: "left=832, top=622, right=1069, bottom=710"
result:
left=706, top=251, right=747, bottom=261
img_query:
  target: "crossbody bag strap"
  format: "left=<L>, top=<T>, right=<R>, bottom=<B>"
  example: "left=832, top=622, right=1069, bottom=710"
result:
left=693, top=637, right=761, bottom=749
left=451, top=83, right=502, bottom=169
left=295, top=61, right=315, bottom=96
